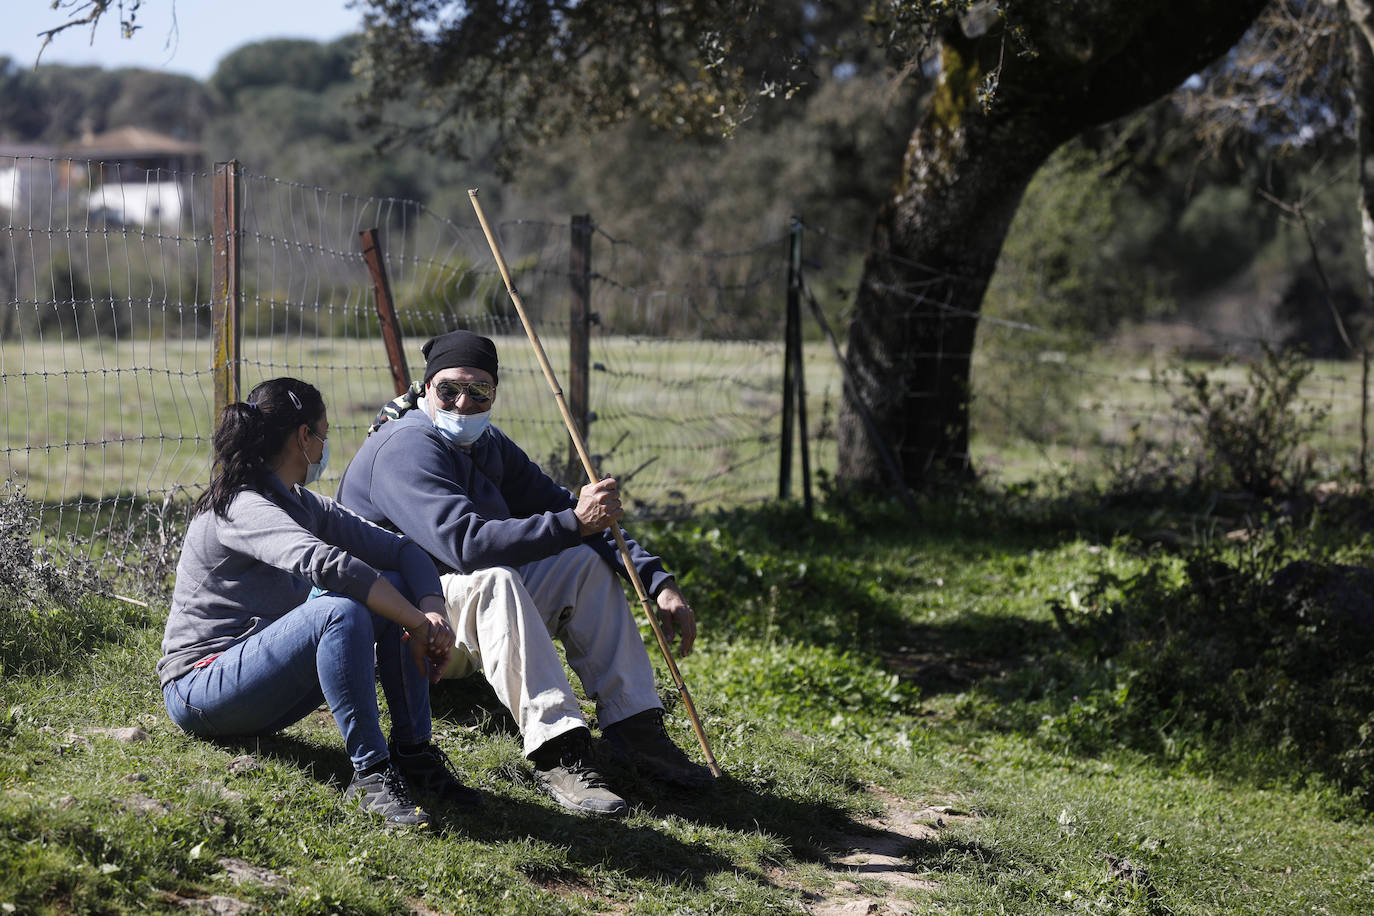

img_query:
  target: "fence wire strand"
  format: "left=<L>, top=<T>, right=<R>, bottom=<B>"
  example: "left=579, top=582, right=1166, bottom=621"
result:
left=0, top=156, right=1367, bottom=594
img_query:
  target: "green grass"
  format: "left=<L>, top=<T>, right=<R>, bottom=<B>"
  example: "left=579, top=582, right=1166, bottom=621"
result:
left=971, top=347, right=1369, bottom=485
left=6, top=331, right=1371, bottom=565
left=0, top=334, right=840, bottom=550
left=3, top=489, right=1373, bottom=914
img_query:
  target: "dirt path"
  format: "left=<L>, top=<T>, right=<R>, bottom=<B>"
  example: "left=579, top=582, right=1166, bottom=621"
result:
left=794, top=785, right=972, bottom=915
left=160, top=782, right=966, bottom=915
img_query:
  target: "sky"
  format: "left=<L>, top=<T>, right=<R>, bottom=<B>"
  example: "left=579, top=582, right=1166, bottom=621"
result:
left=4, top=1, right=366, bottom=81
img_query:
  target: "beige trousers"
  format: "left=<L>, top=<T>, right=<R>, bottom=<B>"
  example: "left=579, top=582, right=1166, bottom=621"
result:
left=438, top=544, right=662, bottom=755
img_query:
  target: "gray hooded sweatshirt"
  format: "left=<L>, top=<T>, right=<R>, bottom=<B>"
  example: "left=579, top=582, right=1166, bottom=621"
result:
left=158, top=473, right=442, bottom=687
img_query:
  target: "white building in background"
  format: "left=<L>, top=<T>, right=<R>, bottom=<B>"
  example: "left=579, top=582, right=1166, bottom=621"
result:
left=83, top=179, right=187, bottom=228
left=0, top=163, right=23, bottom=213
left=0, top=128, right=203, bottom=230
left=0, top=144, right=62, bottom=216
left=64, top=126, right=203, bottom=230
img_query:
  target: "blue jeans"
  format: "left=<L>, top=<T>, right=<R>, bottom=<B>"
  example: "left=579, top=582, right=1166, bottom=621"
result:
left=163, top=573, right=431, bottom=771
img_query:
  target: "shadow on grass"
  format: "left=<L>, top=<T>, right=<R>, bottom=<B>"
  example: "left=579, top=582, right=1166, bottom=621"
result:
left=211, top=725, right=840, bottom=892
left=427, top=677, right=854, bottom=867
left=900, top=834, right=1016, bottom=875
left=882, top=612, right=1064, bottom=697
left=624, top=769, right=853, bottom=864
left=428, top=676, right=521, bottom=735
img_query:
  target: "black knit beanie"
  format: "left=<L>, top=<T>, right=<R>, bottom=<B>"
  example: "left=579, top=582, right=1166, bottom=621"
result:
left=421, top=330, right=499, bottom=385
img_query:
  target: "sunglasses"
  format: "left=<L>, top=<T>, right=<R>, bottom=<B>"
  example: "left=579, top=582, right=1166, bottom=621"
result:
left=434, top=380, right=496, bottom=406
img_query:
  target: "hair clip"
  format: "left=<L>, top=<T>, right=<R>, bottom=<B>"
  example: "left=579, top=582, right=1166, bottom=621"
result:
left=287, top=390, right=303, bottom=411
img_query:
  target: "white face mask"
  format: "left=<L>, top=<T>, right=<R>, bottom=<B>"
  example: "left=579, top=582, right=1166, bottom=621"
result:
left=432, top=406, right=491, bottom=447
left=304, top=432, right=330, bottom=485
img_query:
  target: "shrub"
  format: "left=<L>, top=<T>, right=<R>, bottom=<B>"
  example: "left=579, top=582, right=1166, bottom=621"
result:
left=1174, top=345, right=1326, bottom=498
left=1029, top=522, right=1374, bottom=807
left=0, top=478, right=146, bottom=676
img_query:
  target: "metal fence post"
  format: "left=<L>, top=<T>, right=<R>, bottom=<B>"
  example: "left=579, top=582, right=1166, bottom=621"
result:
left=791, top=217, right=813, bottom=515
left=779, top=217, right=806, bottom=502
left=569, top=214, right=593, bottom=473
left=360, top=227, right=411, bottom=397
left=212, top=160, right=242, bottom=421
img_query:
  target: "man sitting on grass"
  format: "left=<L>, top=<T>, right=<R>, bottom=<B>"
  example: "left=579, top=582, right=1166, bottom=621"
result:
left=337, top=330, right=713, bottom=817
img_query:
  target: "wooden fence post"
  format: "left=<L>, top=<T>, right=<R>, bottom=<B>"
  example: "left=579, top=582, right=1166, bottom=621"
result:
left=360, top=227, right=411, bottom=397
left=569, top=214, right=593, bottom=473
left=212, top=160, right=242, bottom=421
left=779, top=216, right=811, bottom=510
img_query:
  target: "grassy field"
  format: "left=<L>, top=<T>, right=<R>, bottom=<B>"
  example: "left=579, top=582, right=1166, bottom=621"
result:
left=2, top=486, right=1372, bottom=915
left=970, top=346, right=1371, bottom=485
left=0, top=333, right=837, bottom=534
left=5, top=332, right=1369, bottom=544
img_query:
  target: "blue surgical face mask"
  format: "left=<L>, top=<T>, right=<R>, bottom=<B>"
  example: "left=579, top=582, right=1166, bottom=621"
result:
left=432, top=406, right=491, bottom=447
left=304, top=431, right=330, bottom=485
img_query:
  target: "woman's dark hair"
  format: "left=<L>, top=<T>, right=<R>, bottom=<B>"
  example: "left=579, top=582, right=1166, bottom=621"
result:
left=193, top=377, right=326, bottom=518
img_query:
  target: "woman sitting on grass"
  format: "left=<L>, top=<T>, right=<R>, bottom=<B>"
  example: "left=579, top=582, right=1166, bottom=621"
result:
left=158, top=377, right=478, bottom=826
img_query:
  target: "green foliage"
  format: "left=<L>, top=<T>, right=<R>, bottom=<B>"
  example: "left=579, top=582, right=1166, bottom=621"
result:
left=991, top=106, right=1366, bottom=357
left=1100, top=348, right=1332, bottom=505
left=210, top=37, right=358, bottom=104
left=5, top=485, right=1374, bottom=911
left=394, top=255, right=516, bottom=331
left=980, top=518, right=1374, bottom=808
left=0, top=60, right=218, bottom=143
left=354, top=0, right=873, bottom=169
left=1175, top=346, right=1326, bottom=498
left=706, top=640, right=920, bottom=733
left=4, top=15, right=1361, bottom=355
left=1174, top=184, right=1272, bottom=286
left=641, top=503, right=910, bottom=649
left=989, top=142, right=1174, bottom=339
left=521, top=66, right=913, bottom=259
left=20, top=246, right=207, bottom=341
left=0, top=478, right=145, bottom=677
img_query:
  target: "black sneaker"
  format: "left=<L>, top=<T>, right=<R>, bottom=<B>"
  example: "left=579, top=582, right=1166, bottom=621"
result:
left=345, top=764, right=431, bottom=827
left=390, top=741, right=484, bottom=810
left=603, top=709, right=716, bottom=788
left=531, top=729, right=629, bottom=818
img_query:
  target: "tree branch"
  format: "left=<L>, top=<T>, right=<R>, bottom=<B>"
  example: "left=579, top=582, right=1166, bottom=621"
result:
left=34, top=0, right=145, bottom=69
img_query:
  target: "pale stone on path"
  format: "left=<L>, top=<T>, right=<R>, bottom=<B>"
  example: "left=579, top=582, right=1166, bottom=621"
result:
left=227, top=755, right=260, bottom=775
left=85, top=726, right=149, bottom=742
left=217, top=858, right=285, bottom=890
left=180, top=895, right=256, bottom=915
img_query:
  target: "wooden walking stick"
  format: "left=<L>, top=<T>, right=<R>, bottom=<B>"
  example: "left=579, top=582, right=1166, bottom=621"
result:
left=468, top=189, right=722, bottom=778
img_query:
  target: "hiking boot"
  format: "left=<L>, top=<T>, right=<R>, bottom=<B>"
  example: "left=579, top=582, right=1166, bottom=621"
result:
left=344, top=763, right=431, bottom=827
left=390, top=741, right=484, bottom=810
left=531, top=729, right=629, bottom=817
left=602, top=709, right=715, bottom=788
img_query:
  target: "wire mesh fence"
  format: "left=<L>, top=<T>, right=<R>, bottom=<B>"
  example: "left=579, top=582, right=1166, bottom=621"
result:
left=0, top=158, right=819, bottom=593
left=1, top=155, right=1368, bottom=598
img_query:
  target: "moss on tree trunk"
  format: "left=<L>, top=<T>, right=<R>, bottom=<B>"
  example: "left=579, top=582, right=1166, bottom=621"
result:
left=837, top=0, right=1271, bottom=492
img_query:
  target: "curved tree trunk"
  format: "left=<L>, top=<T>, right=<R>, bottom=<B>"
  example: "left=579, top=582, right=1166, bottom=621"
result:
left=1348, top=0, right=1374, bottom=311
left=838, top=0, right=1270, bottom=492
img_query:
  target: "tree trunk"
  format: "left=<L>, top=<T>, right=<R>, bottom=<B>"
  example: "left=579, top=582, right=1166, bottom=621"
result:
left=838, top=0, right=1270, bottom=492
left=1347, top=0, right=1374, bottom=314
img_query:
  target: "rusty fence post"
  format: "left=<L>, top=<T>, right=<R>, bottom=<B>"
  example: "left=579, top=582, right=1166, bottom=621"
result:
left=360, top=227, right=411, bottom=397
left=212, top=160, right=242, bottom=422
left=569, top=214, right=593, bottom=474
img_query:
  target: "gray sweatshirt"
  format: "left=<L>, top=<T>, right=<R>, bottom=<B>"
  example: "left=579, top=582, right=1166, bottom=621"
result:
left=158, top=473, right=443, bottom=686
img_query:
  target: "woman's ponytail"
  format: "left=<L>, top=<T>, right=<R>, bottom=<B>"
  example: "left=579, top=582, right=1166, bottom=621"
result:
left=193, top=378, right=325, bottom=518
